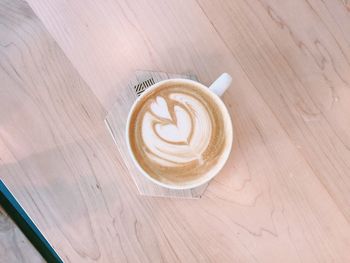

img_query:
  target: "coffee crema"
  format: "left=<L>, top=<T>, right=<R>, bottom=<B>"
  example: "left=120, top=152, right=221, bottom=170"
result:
left=128, top=83, right=227, bottom=185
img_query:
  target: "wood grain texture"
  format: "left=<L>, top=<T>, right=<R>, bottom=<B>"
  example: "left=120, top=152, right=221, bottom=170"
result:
left=105, top=70, right=208, bottom=198
left=0, top=0, right=349, bottom=261
left=196, top=0, right=350, bottom=221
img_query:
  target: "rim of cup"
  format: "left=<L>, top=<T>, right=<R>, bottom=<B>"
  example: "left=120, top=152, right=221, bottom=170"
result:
left=125, top=78, right=233, bottom=190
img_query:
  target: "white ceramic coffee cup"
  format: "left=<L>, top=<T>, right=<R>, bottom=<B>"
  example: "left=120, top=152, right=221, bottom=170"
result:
left=126, top=73, right=233, bottom=190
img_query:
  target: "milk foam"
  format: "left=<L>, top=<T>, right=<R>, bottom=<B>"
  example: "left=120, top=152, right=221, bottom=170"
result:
left=142, top=94, right=211, bottom=166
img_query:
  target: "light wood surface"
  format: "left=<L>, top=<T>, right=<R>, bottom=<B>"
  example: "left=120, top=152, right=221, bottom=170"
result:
left=105, top=70, right=208, bottom=198
left=1, top=0, right=350, bottom=262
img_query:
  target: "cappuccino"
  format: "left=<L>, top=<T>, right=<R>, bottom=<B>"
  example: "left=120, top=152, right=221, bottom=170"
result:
left=128, top=81, right=231, bottom=186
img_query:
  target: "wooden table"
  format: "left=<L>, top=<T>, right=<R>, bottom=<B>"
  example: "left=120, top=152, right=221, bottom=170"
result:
left=1, top=0, right=350, bottom=262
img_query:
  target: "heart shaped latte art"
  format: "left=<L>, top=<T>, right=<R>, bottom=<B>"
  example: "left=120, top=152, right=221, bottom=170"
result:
left=141, top=94, right=212, bottom=166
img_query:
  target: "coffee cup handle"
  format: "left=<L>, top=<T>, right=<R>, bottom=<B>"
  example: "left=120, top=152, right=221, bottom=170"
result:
left=209, top=73, right=232, bottom=97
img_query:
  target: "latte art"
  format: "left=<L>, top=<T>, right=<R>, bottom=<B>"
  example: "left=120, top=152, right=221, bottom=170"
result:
left=143, top=94, right=211, bottom=166
left=129, top=83, right=229, bottom=185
